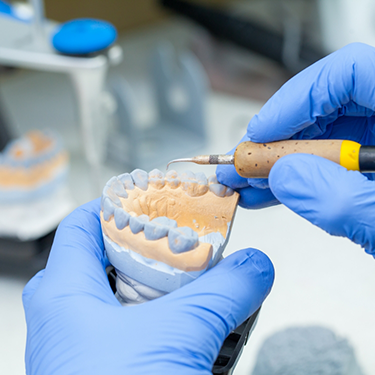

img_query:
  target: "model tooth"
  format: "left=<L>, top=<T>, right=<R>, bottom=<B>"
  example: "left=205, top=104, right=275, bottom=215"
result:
left=209, top=183, right=227, bottom=197
left=166, top=178, right=180, bottom=189
left=166, top=170, right=178, bottom=179
left=208, top=175, right=218, bottom=185
left=130, top=169, right=148, bottom=191
left=119, top=173, right=135, bottom=190
left=195, top=172, right=209, bottom=195
left=149, top=169, right=164, bottom=179
left=103, top=197, right=115, bottom=221
left=165, top=170, right=180, bottom=189
left=106, top=176, right=117, bottom=187
left=225, top=187, right=234, bottom=196
left=181, top=170, right=195, bottom=180
left=195, top=172, right=208, bottom=186
left=181, top=180, right=198, bottom=196
left=168, top=227, right=199, bottom=254
left=144, top=219, right=170, bottom=240
left=181, top=175, right=208, bottom=196
left=152, top=216, right=178, bottom=228
left=181, top=170, right=197, bottom=196
left=103, top=186, right=122, bottom=207
left=114, top=208, right=130, bottom=230
left=111, top=178, right=128, bottom=198
left=129, top=214, right=150, bottom=234
left=148, top=169, right=165, bottom=189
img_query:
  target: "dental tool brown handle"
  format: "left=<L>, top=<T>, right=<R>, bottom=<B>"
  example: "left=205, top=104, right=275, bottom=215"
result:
left=234, top=139, right=374, bottom=178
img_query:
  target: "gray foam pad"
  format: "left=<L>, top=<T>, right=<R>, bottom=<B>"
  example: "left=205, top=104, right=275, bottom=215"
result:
left=251, top=326, right=364, bottom=375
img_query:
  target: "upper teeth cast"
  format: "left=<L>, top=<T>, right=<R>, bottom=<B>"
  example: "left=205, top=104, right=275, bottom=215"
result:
left=102, top=169, right=235, bottom=254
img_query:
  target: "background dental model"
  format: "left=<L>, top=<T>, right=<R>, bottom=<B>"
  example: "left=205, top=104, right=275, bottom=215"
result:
left=0, top=130, right=68, bottom=203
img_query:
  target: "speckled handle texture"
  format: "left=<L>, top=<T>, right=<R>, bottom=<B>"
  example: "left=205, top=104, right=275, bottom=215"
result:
left=234, top=140, right=343, bottom=178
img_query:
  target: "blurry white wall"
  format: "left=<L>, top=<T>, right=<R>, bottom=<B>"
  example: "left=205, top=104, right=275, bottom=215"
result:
left=318, top=0, right=375, bottom=52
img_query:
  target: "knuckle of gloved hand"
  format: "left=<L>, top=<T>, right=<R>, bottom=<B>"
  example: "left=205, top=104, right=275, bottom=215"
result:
left=340, top=42, right=375, bottom=57
left=58, top=208, right=81, bottom=229
left=58, top=205, right=92, bottom=232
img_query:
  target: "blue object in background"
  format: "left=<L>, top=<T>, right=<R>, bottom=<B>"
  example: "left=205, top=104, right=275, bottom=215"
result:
left=0, top=0, right=11, bottom=16
left=52, top=18, right=117, bottom=55
left=0, top=0, right=31, bottom=21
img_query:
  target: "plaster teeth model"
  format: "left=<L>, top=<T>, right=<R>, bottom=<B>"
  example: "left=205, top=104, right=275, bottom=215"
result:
left=101, top=168, right=239, bottom=305
left=0, top=130, right=69, bottom=204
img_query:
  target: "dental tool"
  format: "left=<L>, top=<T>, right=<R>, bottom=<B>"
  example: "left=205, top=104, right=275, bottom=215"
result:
left=167, top=139, right=375, bottom=178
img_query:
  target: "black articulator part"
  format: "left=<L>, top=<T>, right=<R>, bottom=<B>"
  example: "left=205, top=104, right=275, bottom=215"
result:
left=0, top=229, right=56, bottom=277
left=359, top=146, right=375, bottom=172
left=212, top=308, right=260, bottom=375
left=107, top=268, right=261, bottom=375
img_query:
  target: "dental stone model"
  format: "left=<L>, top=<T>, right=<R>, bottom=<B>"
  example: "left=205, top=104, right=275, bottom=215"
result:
left=0, top=130, right=69, bottom=203
left=101, top=169, right=239, bottom=305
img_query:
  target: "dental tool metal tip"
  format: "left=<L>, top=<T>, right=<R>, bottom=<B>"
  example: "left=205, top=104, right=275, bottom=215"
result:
left=166, top=154, right=234, bottom=170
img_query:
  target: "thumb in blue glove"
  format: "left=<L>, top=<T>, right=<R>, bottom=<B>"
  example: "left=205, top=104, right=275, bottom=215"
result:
left=23, top=199, right=274, bottom=375
left=269, top=154, right=375, bottom=256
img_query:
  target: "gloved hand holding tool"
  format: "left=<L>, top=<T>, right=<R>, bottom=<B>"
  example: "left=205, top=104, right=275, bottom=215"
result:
left=22, top=199, right=274, bottom=375
left=217, top=42, right=375, bottom=257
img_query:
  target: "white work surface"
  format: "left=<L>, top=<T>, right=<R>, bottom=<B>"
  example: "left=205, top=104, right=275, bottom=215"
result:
left=1, top=21, right=375, bottom=375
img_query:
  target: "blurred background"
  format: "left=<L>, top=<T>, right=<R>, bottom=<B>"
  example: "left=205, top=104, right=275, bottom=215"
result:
left=1, top=0, right=375, bottom=374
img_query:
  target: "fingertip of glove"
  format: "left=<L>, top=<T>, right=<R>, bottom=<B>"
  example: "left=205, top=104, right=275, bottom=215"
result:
left=268, top=154, right=310, bottom=199
left=247, top=114, right=279, bottom=143
left=247, top=115, right=261, bottom=142
left=238, top=186, right=279, bottom=209
left=216, top=164, right=249, bottom=189
left=224, top=248, right=275, bottom=291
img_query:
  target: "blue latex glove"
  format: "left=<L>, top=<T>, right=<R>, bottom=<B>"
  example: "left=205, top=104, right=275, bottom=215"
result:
left=217, top=42, right=375, bottom=256
left=22, top=199, right=274, bottom=375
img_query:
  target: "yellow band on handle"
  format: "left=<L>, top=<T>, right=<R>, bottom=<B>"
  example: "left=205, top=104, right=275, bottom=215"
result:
left=340, top=140, right=361, bottom=171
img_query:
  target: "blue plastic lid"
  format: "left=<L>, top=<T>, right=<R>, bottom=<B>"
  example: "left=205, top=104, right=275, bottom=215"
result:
left=52, top=18, right=117, bottom=55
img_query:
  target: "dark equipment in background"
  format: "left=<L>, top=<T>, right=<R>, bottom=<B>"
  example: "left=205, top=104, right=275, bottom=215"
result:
left=0, top=229, right=56, bottom=279
left=0, top=93, right=13, bottom=152
left=160, top=0, right=325, bottom=73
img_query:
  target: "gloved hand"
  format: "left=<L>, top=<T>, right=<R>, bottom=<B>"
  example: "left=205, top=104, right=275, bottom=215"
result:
left=217, top=42, right=375, bottom=256
left=22, top=199, right=274, bottom=375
